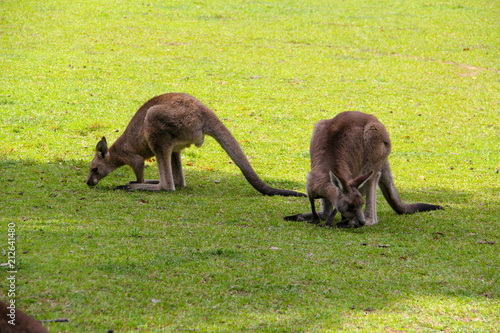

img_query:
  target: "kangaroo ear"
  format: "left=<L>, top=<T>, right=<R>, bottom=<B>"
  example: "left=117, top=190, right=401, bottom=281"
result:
left=350, top=171, right=373, bottom=189
left=96, top=137, right=109, bottom=159
left=330, top=170, right=346, bottom=192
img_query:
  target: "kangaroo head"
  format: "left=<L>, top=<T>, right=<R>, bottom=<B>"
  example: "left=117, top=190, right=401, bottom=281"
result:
left=330, top=170, right=373, bottom=228
left=86, top=137, right=114, bottom=186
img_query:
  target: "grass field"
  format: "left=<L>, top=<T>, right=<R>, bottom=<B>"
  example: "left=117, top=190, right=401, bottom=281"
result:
left=1, top=0, right=499, bottom=332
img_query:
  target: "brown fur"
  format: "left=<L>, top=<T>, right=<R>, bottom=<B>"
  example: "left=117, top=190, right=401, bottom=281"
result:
left=0, top=301, right=49, bottom=333
left=284, top=111, right=443, bottom=227
left=86, top=93, right=306, bottom=197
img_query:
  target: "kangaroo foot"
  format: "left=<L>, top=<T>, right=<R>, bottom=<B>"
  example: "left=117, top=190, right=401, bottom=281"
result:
left=126, top=180, right=160, bottom=185
left=114, top=184, right=133, bottom=191
left=363, top=217, right=379, bottom=226
left=283, top=214, right=307, bottom=221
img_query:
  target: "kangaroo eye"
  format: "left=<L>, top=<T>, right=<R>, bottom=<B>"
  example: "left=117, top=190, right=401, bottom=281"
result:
left=92, top=167, right=98, bottom=173
left=347, top=204, right=356, bottom=211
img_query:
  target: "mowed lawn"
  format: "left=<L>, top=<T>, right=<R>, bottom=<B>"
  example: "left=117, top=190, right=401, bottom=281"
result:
left=0, top=0, right=499, bottom=332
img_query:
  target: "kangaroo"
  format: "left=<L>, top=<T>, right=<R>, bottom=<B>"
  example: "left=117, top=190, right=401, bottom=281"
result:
left=1, top=301, right=50, bottom=333
left=284, top=111, right=443, bottom=228
left=86, top=93, right=306, bottom=197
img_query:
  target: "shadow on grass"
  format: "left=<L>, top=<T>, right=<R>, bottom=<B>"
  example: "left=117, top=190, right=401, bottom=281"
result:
left=0, top=157, right=498, bottom=331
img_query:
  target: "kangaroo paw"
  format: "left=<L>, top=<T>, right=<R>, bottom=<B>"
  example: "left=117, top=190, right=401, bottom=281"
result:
left=308, top=218, right=321, bottom=225
left=324, top=214, right=336, bottom=227
left=336, top=221, right=352, bottom=228
left=324, top=220, right=335, bottom=227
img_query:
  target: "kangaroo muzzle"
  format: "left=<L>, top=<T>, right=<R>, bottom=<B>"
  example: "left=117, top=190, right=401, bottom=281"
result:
left=86, top=175, right=99, bottom=186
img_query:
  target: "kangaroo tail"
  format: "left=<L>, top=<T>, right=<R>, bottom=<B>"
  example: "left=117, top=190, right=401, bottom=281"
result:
left=205, top=115, right=306, bottom=197
left=378, top=160, right=443, bottom=214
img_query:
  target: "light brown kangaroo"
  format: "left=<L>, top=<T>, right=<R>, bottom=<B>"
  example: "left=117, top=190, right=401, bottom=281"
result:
left=284, top=111, right=443, bottom=228
left=86, top=93, right=306, bottom=197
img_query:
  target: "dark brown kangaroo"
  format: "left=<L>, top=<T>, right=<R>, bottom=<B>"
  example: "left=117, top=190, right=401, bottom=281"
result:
left=86, top=93, right=306, bottom=197
left=284, top=111, right=443, bottom=228
left=1, top=301, right=49, bottom=333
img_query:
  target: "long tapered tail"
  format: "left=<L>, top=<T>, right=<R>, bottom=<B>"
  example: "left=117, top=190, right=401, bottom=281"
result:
left=205, top=116, right=306, bottom=197
left=378, top=160, right=443, bottom=214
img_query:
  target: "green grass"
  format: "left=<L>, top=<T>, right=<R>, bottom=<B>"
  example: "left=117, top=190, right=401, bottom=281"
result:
left=1, top=0, right=499, bottom=331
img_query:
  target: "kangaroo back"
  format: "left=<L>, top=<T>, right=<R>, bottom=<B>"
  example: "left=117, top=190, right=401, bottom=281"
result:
left=379, top=160, right=443, bottom=214
left=204, top=113, right=305, bottom=197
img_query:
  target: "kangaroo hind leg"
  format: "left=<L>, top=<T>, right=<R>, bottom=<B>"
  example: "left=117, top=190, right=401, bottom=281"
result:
left=136, top=154, right=178, bottom=186
left=126, top=147, right=176, bottom=191
left=284, top=198, right=334, bottom=225
left=283, top=212, right=312, bottom=222
left=363, top=171, right=381, bottom=226
left=171, top=151, right=186, bottom=187
left=308, top=195, right=321, bottom=225
left=283, top=196, right=322, bottom=225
